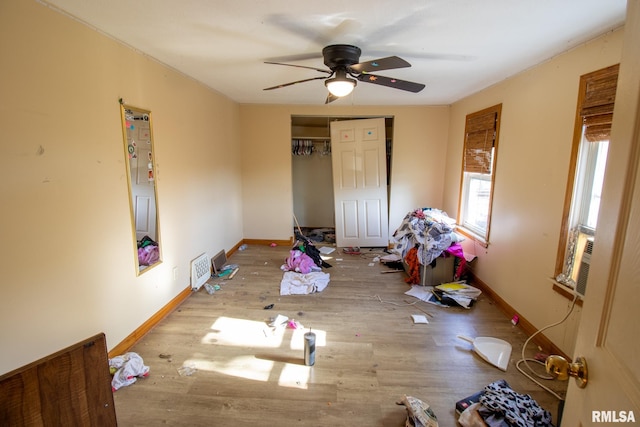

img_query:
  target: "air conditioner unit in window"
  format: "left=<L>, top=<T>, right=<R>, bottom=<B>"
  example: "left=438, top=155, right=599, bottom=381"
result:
left=575, top=236, right=594, bottom=297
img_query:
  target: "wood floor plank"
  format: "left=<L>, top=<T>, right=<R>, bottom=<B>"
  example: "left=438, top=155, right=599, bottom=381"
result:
left=113, top=244, right=567, bottom=426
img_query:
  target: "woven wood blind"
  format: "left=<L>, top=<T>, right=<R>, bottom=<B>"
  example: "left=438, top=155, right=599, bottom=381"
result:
left=464, top=109, right=498, bottom=174
left=581, top=64, right=619, bottom=142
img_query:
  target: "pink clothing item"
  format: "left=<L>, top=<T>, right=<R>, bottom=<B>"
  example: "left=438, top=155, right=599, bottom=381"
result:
left=281, top=249, right=320, bottom=274
left=138, top=245, right=159, bottom=266
left=445, top=243, right=466, bottom=279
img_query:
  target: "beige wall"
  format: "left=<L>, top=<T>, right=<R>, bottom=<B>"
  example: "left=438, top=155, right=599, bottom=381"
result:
left=0, top=1, right=243, bottom=374
left=443, top=29, right=624, bottom=355
left=239, top=105, right=450, bottom=241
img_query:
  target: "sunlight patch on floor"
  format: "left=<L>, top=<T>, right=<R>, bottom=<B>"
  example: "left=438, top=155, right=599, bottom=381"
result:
left=192, top=316, right=327, bottom=385
left=202, top=316, right=284, bottom=348
left=278, top=363, right=311, bottom=389
left=186, top=355, right=274, bottom=382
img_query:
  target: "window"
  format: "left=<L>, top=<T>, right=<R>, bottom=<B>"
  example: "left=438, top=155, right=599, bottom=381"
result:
left=555, top=64, right=619, bottom=296
left=458, top=104, right=502, bottom=243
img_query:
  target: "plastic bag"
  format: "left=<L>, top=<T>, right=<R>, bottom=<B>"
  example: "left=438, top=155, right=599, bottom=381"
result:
left=396, top=395, right=439, bottom=427
left=109, top=352, right=149, bottom=391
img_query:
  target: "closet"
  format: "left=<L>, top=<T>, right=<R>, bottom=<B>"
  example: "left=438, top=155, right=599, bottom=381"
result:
left=291, top=115, right=394, bottom=234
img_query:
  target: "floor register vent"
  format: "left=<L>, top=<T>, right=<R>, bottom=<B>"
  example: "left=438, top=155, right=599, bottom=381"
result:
left=191, top=253, right=211, bottom=291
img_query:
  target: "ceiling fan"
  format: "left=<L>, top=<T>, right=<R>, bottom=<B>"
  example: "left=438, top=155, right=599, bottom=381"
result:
left=263, top=44, right=425, bottom=104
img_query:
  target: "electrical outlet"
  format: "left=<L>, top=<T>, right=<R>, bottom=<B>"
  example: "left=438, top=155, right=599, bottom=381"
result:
left=173, top=267, right=178, bottom=281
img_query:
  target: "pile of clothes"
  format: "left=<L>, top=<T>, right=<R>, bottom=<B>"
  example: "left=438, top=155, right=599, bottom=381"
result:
left=393, top=208, right=467, bottom=284
left=393, top=208, right=459, bottom=266
left=138, top=235, right=159, bottom=266
left=457, top=380, right=554, bottom=427
left=280, top=231, right=331, bottom=295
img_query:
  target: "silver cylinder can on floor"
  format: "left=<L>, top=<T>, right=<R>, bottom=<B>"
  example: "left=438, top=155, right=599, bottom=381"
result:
left=304, top=331, right=316, bottom=366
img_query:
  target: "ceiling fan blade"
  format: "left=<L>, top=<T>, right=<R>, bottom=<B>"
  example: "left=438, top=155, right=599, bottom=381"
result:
left=356, top=73, right=425, bottom=93
left=263, top=76, right=328, bottom=91
left=349, top=56, right=411, bottom=73
left=366, top=50, right=475, bottom=62
left=264, top=61, right=331, bottom=74
left=325, top=93, right=339, bottom=104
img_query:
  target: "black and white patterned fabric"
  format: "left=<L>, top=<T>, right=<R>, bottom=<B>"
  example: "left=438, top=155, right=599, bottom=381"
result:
left=479, top=380, right=553, bottom=427
left=392, top=208, right=456, bottom=266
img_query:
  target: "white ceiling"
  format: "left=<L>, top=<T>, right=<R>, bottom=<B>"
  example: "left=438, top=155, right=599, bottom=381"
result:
left=42, top=0, right=626, bottom=106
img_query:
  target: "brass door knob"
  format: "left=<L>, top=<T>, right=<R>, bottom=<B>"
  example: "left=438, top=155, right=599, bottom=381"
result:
left=545, top=355, right=588, bottom=388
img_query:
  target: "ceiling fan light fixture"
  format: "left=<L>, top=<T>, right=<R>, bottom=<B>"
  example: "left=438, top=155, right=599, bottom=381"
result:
left=265, top=45, right=425, bottom=102
left=325, top=71, right=357, bottom=97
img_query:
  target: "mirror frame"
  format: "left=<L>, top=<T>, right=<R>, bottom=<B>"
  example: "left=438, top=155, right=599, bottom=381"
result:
left=120, top=103, right=162, bottom=275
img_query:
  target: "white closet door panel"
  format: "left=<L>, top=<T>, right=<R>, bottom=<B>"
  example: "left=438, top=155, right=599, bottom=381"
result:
left=332, top=118, right=388, bottom=247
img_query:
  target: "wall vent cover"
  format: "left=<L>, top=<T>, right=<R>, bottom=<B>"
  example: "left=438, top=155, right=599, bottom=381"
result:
left=190, top=253, right=211, bottom=291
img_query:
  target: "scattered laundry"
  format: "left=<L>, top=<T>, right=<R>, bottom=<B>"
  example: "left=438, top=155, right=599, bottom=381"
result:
left=456, top=380, right=553, bottom=427
left=278, top=228, right=333, bottom=295
left=109, top=352, right=149, bottom=391
left=292, top=230, right=332, bottom=269
left=280, top=271, right=330, bottom=295
left=281, top=249, right=321, bottom=274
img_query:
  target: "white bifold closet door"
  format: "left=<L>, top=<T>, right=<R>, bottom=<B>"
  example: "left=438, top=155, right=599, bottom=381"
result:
left=330, top=118, right=388, bottom=248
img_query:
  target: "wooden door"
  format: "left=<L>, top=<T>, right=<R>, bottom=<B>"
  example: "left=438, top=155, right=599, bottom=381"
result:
left=0, top=334, right=117, bottom=426
left=561, top=2, right=640, bottom=424
left=331, top=118, right=389, bottom=248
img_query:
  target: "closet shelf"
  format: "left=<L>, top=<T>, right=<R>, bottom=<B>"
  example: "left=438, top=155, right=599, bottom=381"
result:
left=292, top=137, right=330, bottom=141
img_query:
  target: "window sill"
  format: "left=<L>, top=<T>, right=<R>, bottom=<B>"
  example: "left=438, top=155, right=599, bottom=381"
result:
left=455, top=226, right=489, bottom=248
left=549, top=278, right=584, bottom=307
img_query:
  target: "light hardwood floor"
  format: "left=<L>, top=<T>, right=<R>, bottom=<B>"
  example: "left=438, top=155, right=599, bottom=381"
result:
left=113, top=244, right=567, bottom=426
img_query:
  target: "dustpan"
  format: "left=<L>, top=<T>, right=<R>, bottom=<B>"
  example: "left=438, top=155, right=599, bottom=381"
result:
left=457, top=335, right=512, bottom=371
